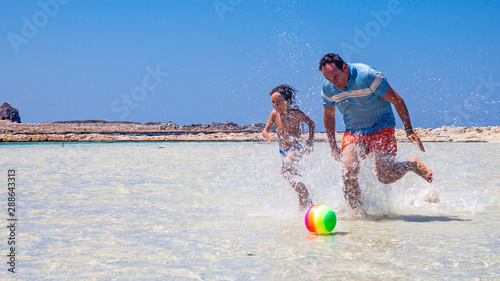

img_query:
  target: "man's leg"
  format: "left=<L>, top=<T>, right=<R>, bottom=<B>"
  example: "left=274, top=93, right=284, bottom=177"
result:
left=341, top=144, right=364, bottom=210
left=373, top=150, right=433, bottom=184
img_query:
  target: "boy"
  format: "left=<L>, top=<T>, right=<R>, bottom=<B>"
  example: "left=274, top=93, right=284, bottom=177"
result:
left=262, top=84, right=315, bottom=211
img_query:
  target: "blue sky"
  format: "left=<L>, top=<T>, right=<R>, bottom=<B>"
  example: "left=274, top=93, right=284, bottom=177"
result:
left=1, top=0, right=499, bottom=130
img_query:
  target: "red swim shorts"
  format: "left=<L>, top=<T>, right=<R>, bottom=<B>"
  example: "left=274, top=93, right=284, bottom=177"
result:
left=341, top=127, right=397, bottom=156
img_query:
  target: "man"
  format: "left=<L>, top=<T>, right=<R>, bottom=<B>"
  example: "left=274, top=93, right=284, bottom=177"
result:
left=319, top=53, right=433, bottom=213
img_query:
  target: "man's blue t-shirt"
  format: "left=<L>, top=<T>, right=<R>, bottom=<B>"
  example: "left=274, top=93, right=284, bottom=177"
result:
left=322, top=63, right=396, bottom=134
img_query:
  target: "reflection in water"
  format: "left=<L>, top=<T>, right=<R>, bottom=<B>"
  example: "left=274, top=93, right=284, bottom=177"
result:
left=305, top=231, right=349, bottom=244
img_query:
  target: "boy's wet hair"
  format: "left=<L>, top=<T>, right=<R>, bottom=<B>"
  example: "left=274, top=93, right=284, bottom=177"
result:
left=318, top=53, right=345, bottom=71
left=269, top=84, right=297, bottom=105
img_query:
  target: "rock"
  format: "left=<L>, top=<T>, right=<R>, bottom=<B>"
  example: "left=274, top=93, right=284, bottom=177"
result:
left=0, top=102, right=21, bottom=123
left=53, top=120, right=141, bottom=124
left=244, top=123, right=266, bottom=133
left=160, top=121, right=180, bottom=130
left=174, top=121, right=264, bottom=132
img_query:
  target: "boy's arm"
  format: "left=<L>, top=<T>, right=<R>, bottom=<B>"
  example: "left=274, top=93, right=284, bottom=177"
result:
left=298, top=110, right=315, bottom=141
left=262, top=111, right=277, bottom=143
left=381, top=85, right=425, bottom=152
left=300, top=111, right=315, bottom=153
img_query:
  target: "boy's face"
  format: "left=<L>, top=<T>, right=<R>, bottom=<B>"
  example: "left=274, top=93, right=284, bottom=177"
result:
left=271, top=92, right=289, bottom=113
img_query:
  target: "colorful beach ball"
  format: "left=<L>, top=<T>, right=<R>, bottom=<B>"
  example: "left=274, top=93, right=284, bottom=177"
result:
left=305, top=205, right=337, bottom=233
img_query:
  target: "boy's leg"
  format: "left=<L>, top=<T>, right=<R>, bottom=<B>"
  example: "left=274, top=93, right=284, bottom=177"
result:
left=282, top=152, right=313, bottom=211
left=292, top=182, right=313, bottom=211
left=282, top=170, right=312, bottom=211
left=373, top=150, right=433, bottom=184
left=341, top=144, right=364, bottom=210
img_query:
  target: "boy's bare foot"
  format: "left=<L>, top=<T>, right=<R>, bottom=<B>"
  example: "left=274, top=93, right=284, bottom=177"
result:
left=409, top=157, right=433, bottom=183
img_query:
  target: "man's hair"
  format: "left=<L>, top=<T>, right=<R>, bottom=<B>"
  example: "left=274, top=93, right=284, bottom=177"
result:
left=269, top=84, right=297, bottom=105
left=318, top=53, right=345, bottom=71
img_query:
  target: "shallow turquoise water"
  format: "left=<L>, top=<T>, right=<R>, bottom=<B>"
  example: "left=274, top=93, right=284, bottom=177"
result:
left=0, top=141, right=499, bottom=280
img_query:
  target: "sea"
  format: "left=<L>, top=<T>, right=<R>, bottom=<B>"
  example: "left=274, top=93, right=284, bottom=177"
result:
left=0, top=141, right=499, bottom=280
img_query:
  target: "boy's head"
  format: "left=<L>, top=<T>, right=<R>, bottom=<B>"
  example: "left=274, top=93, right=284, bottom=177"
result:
left=269, top=84, right=297, bottom=105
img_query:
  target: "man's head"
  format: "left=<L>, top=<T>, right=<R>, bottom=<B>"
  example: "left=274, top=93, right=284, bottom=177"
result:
left=319, top=53, right=350, bottom=90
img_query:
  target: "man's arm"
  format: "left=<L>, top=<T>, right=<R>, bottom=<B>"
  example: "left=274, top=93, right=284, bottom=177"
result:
left=323, top=105, right=341, bottom=161
left=381, top=85, right=425, bottom=152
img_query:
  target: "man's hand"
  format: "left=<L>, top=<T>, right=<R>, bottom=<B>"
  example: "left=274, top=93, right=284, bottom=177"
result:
left=407, top=131, right=425, bottom=152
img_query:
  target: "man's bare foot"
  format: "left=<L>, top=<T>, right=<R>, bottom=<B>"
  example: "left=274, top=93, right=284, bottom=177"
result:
left=409, top=157, right=433, bottom=183
left=352, top=207, right=368, bottom=217
left=424, top=189, right=440, bottom=203
left=410, top=189, right=440, bottom=205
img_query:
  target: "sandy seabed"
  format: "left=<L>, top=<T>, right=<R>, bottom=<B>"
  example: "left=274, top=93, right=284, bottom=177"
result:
left=0, top=120, right=499, bottom=142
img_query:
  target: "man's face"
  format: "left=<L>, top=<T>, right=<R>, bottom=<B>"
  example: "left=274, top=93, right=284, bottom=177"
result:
left=321, top=63, right=349, bottom=90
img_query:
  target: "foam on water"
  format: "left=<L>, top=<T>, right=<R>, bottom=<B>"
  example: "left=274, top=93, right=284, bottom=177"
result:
left=248, top=141, right=499, bottom=218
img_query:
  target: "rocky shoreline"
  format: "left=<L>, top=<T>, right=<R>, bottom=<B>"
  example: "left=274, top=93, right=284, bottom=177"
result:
left=0, top=120, right=499, bottom=142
